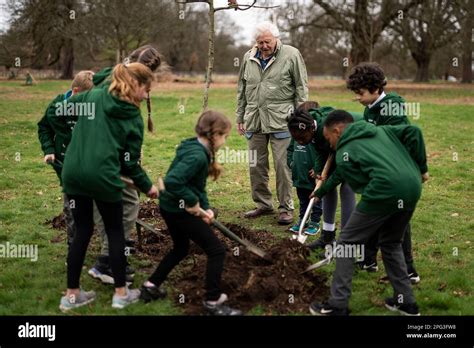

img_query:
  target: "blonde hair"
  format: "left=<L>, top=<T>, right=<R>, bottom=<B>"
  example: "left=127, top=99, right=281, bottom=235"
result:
left=109, top=63, right=154, bottom=108
left=71, top=70, right=94, bottom=91
left=195, top=110, right=232, bottom=181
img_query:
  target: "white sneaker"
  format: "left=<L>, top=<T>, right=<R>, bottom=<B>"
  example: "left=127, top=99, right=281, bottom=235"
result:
left=112, top=288, right=141, bottom=309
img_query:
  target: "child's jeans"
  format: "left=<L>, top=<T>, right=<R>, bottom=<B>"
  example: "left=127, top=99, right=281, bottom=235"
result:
left=296, top=187, right=322, bottom=224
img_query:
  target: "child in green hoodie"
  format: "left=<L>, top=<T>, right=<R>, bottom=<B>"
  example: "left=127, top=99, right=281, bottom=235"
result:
left=347, top=62, right=419, bottom=283
left=287, top=105, right=363, bottom=250
left=140, top=111, right=242, bottom=316
left=309, top=110, right=428, bottom=316
left=59, top=63, right=158, bottom=312
left=87, top=45, right=162, bottom=286
left=37, top=70, right=95, bottom=247
left=287, top=101, right=323, bottom=236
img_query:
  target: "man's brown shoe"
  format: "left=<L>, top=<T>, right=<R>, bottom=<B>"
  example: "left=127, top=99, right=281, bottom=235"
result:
left=244, top=208, right=274, bottom=218
left=278, top=211, right=293, bottom=225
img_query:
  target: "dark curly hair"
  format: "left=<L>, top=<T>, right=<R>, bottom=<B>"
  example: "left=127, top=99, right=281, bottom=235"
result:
left=346, top=62, right=387, bottom=94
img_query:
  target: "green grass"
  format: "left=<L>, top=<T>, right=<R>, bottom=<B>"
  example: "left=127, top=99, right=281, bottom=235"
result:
left=0, top=79, right=472, bottom=315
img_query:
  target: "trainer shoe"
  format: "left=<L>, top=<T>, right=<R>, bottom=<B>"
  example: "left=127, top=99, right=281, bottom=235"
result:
left=385, top=297, right=420, bottom=316
left=358, top=261, right=379, bottom=272
left=408, top=272, right=421, bottom=284
left=307, top=229, right=335, bottom=250
left=203, top=293, right=243, bottom=316
left=140, top=284, right=168, bottom=303
left=112, top=288, right=141, bottom=309
left=309, top=302, right=349, bottom=316
left=288, top=223, right=301, bottom=234
left=59, top=290, right=96, bottom=312
left=304, top=221, right=321, bottom=236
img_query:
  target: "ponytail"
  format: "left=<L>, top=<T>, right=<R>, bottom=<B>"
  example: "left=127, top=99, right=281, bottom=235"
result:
left=195, top=110, right=232, bottom=181
left=109, top=63, right=154, bottom=108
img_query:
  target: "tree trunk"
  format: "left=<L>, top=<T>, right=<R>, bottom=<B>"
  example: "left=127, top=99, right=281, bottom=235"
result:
left=350, top=0, right=370, bottom=64
left=60, top=38, right=74, bottom=80
left=413, top=53, right=431, bottom=82
left=461, top=1, right=473, bottom=83
left=202, top=0, right=214, bottom=111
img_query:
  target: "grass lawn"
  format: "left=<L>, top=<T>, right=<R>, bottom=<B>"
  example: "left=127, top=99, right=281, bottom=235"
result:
left=0, top=79, right=472, bottom=315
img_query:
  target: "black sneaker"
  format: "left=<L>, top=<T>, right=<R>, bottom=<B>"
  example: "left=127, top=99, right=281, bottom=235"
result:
left=385, top=298, right=420, bottom=316
left=140, top=284, right=167, bottom=303
left=307, top=230, right=336, bottom=251
left=126, top=262, right=135, bottom=276
left=203, top=294, right=243, bottom=316
left=88, top=256, right=133, bottom=285
left=309, top=302, right=349, bottom=316
left=357, top=261, right=379, bottom=272
left=407, top=265, right=420, bottom=284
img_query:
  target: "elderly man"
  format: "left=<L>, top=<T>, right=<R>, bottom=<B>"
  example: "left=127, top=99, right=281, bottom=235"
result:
left=236, top=21, right=308, bottom=225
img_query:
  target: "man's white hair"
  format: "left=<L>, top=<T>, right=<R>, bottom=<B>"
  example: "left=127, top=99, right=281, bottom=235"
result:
left=254, top=21, right=280, bottom=40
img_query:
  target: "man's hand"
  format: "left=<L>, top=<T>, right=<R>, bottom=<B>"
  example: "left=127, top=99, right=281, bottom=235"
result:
left=309, top=169, right=315, bottom=178
left=44, top=154, right=55, bottom=164
left=237, top=123, right=246, bottom=136
left=202, top=209, right=215, bottom=225
left=421, top=172, right=429, bottom=183
left=147, top=185, right=159, bottom=199
left=185, top=202, right=201, bottom=216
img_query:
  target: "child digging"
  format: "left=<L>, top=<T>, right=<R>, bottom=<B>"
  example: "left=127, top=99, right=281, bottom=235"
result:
left=141, top=110, right=243, bottom=316
left=309, top=110, right=428, bottom=316
left=286, top=101, right=323, bottom=236
left=59, top=63, right=158, bottom=311
left=37, top=70, right=95, bottom=249
left=347, top=62, right=419, bottom=283
left=287, top=104, right=363, bottom=251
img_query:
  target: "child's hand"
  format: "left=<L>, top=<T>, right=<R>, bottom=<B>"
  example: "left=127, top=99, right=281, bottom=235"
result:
left=185, top=202, right=201, bottom=216
left=316, top=174, right=327, bottom=181
left=147, top=185, right=158, bottom=199
left=44, top=154, right=55, bottom=164
left=421, top=172, right=429, bottom=183
left=309, top=191, right=320, bottom=203
left=309, top=169, right=315, bottom=178
left=202, top=209, right=215, bottom=225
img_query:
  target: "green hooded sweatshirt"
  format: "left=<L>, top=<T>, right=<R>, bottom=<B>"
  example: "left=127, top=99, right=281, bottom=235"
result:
left=37, top=91, right=77, bottom=182
left=315, top=122, right=427, bottom=215
left=308, top=107, right=363, bottom=174
left=287, top=140, right=317, bottom=190
left=93, top=67, right=113, bottom=88
left=364, top=92, right=410, bottom=125
left=62, top=87, right=152, bottom=202
left=159, top=138, right=211, bottom=213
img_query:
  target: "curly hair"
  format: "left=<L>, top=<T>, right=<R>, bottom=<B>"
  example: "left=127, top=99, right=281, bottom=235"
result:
left=346, top=62, right=387, bottom=94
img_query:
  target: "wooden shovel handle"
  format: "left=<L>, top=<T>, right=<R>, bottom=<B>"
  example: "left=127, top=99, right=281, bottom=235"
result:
left=314, top=154, right=334, bottom=190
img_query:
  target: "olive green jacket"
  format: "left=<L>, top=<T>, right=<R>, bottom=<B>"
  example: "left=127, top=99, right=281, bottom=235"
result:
left=236, top=40, right=308, bottom=133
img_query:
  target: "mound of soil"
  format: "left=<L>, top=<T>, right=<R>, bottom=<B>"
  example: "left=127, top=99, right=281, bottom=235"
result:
left=46, top=202, right=329, bottom=314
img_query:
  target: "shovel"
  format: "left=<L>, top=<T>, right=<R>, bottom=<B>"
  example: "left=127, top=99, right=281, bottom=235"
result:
left=292, top=154, right=334, bottom=244
left=198, top=208, right=270, bottom=261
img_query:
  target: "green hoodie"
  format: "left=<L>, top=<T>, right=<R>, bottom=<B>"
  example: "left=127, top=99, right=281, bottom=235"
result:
left=309, top=107, right=363, bottom=174
left=287, top=140, right=317, bottom=190
left=315, top=122, right=427, bottom=215
left=37, top=91, right=77, bottom=182
left=61, top=88, right=152, bottom=202
left=93, top=67, right=113, bottom=88
left=159, top=138, right=211, bottom=213
left=364, top=92, right=410, bottom=125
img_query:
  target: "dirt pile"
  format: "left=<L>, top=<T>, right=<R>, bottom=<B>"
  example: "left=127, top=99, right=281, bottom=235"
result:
left=46, top=202, right=329, bottom=314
